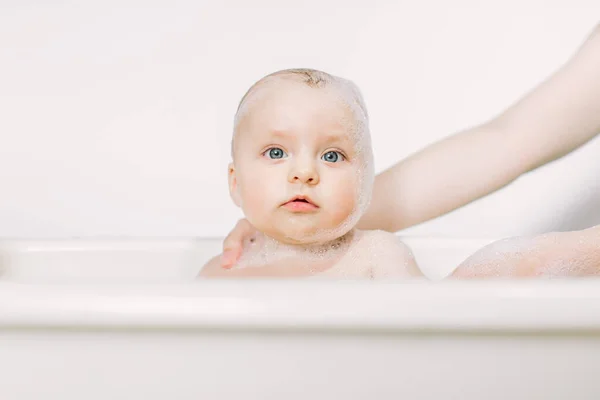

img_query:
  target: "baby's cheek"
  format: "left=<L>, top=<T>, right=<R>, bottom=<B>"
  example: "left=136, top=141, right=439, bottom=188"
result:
left=326, top=174, right=360, bottom=226
left=238, top=180, right=273, bottom=224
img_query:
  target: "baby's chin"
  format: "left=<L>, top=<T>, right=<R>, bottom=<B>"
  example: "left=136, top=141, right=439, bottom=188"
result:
left=247, top=204, right=364, bottom=245
left=263, top=219, right=359, bottom=246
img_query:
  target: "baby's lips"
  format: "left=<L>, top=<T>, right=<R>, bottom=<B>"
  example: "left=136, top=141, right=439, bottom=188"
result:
left=283, top=195, right=319, bottom=207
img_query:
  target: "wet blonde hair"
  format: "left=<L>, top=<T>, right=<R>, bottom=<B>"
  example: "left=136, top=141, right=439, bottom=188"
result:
left=231, top=68, right=370, bottom=156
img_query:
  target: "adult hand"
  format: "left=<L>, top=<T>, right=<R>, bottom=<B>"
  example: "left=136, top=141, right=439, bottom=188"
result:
left=220, top=219, right=259, bottom=269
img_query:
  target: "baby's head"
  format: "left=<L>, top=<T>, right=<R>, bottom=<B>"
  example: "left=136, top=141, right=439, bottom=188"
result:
left=228, top=68, right=374, bottom=245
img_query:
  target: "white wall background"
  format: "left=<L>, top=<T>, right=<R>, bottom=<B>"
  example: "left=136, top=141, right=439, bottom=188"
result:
left=0, top=0, right=599, bottom=239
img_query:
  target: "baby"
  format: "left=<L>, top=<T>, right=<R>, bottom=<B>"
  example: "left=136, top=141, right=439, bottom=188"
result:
left=199, top=68, right=423, bottom=279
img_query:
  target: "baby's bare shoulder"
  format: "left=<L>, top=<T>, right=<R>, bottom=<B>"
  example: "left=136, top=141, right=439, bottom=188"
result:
left=355, top=230, right=423, bottom=278
left=357, top=230, right=411, bottom=254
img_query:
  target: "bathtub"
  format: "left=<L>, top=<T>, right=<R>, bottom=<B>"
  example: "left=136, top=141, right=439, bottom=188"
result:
left=1, top=237, right=600, bottom=399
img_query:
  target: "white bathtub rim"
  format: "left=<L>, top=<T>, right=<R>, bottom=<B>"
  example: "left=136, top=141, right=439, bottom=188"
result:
left=1, top=280, right=600, bottom=333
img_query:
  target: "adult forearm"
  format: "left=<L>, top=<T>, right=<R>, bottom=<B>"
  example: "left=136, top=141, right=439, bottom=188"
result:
left=499, top=24, right=600, bottom=172
left=358, top=25, right=600, bottom=233
left=357, top=120, right=524, bottom=232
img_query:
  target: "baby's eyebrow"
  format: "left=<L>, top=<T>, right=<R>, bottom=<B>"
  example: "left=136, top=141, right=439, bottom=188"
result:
left=266, top=130, right=354, bottom=147
left=270, top=130, right=292, bottom=139
left=320, top=132, right=353, bottom=146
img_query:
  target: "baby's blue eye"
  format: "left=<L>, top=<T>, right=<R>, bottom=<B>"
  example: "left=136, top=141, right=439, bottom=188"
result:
left=322, top=151, right=343, bottom=163
left=266, top=147, right=287, bottom=159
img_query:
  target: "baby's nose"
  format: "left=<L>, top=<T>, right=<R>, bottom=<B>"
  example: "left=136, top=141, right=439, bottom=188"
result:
left=288, top=163, right=319, bottom=185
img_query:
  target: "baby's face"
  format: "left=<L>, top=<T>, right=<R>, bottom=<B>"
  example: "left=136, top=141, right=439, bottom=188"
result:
left=230, top=79, right=372, bottom=245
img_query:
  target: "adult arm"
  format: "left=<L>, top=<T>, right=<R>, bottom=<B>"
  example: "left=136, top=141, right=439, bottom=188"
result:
left=359, top=25, right=600, bottom=232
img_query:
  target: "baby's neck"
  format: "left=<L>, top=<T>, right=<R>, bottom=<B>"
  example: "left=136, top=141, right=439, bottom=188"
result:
left=263, top=229, right=356, bottom=255
left=239, top=229, right=358, bottom=268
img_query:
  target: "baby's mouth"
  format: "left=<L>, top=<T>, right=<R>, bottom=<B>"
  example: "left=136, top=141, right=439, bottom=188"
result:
left=282, top=196, right=319, bottom=212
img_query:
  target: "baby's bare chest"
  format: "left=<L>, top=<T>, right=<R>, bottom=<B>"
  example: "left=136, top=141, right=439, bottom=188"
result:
left=226, top=252, right=337, bottom=278
left=233, top=243, right=371, bottom=278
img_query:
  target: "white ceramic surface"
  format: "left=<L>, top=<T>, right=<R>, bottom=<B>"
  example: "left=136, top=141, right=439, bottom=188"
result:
left=1, top=237, right=600, bottom=400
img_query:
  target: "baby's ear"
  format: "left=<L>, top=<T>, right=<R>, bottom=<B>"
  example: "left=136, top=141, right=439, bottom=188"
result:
left=228, top=163, right=242, bottom=207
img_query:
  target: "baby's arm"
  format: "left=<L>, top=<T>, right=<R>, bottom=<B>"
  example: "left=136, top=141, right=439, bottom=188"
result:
left=361, top=230, right=424, bottom=279
left=450, top=225, right=600, bottom=279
